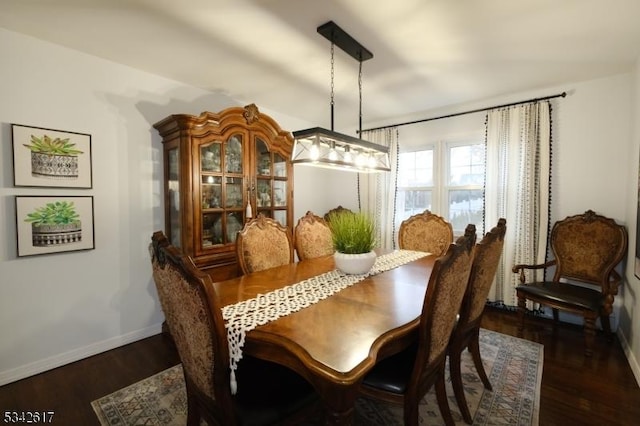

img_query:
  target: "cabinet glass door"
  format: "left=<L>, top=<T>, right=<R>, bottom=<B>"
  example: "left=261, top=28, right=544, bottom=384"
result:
left=167, top=148, right=180, bottom=247
left=199, top=135, right=245, bottom=248
left=254, top=138, right=288, bottom=227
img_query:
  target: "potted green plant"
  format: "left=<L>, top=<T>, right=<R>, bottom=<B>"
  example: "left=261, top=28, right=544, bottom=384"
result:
left=24, top=201, right=82, bottom=246
left=328, top=211, right=377, bottom=274
left=23, top=134, right=84, bottom=179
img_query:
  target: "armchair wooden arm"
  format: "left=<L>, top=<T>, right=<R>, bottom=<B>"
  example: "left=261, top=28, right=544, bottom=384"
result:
left=512, top=260, right=557, bottom=284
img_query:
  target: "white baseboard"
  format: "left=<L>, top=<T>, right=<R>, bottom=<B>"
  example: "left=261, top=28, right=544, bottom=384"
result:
left=0, top=323, right=163, bottom=386
left=617, top=328, right=640, bottom=387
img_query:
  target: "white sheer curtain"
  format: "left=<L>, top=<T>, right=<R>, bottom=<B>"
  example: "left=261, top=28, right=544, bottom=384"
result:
left=484, top=101, right=551, bottom=306
left=359, top=127, right=400, bottom=250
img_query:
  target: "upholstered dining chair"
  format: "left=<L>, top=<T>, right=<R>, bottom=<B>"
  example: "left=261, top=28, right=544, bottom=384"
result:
left=398, top=210, right=454, bottom=257
left=323, top=205, right=353, bottom=222
left=449, top=218, right=506, bottom=424
left=236, top=213, right=294, bottom=275
left=513, top=210, right=627, bottom=356
left=294, top=211, right=334, bottom=261
left=149, top=231, right=321, bottom=426
left=358, top=224, right=477, bottom=426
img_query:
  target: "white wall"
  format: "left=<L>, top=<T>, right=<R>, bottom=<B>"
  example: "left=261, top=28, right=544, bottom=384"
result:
left=0, top=28, right=355, bottom=385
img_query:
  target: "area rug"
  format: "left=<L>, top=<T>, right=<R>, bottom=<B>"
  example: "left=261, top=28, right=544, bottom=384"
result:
left=92, top=329, right=542, bottom=425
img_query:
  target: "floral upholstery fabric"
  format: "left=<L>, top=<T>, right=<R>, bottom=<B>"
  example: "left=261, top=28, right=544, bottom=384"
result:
left=466, top=219, right=506, bottom=324
left=294, top=211, right=334, bottom=260
left=398, top=210, right=454, bottom=257
left=426, top=227, right=476, bottom=363
left=149, top=242, right=215, bottom=402
left=237, top=215, right=293, bottom=274
left=552, top=214, right=626, bottom=287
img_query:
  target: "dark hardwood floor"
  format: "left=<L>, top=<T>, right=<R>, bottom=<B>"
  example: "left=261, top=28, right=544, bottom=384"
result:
left=1, top=307, right=640, bottom=425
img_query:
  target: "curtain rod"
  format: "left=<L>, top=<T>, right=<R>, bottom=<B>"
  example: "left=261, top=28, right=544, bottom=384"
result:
left=359, top=91, right=566, bottom=133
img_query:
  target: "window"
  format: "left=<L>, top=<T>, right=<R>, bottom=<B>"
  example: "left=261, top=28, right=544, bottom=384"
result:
left=397, top=140, right=485, bottom=236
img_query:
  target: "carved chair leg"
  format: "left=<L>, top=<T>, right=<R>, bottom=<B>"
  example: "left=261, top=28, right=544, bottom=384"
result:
left=583, top=315, right=597, bottom=357
left=435, top=370, right=455, bottom=426
left=186, top=392, right=201, bottom=426
left=469, top=329, right=492, bottom=391
left=516, top=294, right=526, bottom=335
left=450, top=346, right=472, bottom=424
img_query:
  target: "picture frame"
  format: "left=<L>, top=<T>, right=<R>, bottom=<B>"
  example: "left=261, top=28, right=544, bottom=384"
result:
left=12, top=124, right=93, bottom=188
left=15, top=195, right=95, bottom=257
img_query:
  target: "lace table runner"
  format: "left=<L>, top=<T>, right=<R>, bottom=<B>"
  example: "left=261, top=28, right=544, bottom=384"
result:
left=221, top=249, right=428, bottom=394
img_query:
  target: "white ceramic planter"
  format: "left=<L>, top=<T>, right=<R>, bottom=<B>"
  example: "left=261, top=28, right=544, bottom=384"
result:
left=334, top=250, right=377, bottom=275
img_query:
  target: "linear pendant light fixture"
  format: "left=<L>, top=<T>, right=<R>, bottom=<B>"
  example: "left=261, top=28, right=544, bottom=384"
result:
left=291, top=21, right=390, bottom=173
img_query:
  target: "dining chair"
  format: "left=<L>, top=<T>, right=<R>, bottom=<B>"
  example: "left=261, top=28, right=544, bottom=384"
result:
left=358, top=224, right=477, bottom=426
left=294, top=211, right=334, bottom=261
left=513, top=210, right=627, bottom=356
left=149, top=231, right=321, bottom=426
left=449, top=218, right=506, bottom=424
left=398, top=209, right=454, bottom=257
left=236, top=213, right=294, bottom=275
left=323, top=205, right=353, bottom=222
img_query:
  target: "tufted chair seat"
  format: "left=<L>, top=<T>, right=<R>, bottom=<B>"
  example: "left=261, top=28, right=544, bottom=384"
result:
left=398, top=210, right=454, bottom=257
left=236, top=214, right=294, bottom=275
left=513, top=210, right=627, bottom=357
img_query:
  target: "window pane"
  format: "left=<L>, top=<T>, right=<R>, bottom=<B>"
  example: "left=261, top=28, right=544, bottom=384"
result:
left=448, top=190, right=484, bottom=235
left=397, top=190, right=432, bottom=222
left=449, top=144, right=485, bottom=186
left=398, top=150, right=433, bottom=186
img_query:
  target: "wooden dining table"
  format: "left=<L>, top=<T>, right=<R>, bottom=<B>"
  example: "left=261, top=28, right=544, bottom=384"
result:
left=213, top=250, right=437, bottom=425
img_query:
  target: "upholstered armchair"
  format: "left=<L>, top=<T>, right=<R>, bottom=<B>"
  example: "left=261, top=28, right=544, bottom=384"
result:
left=294, top=211, right=334, bottom=261
left=513, top=210, right=627, bottom=356
left=236, top=214, right=294, bottom=275
left=449, top=218, right=506, bottom=424
left=149, top=231, right=320, bottom=425
left=398, top=210, right=454, bottom=257
left=358, top=225, right=477, bottom=426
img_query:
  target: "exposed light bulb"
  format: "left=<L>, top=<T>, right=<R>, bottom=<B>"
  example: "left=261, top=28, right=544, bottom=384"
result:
left=343, top=146, right=353, bottom=163
left=310, top=142, right=320, bottom=160
left=328, top=141, right=338, bottom=161
left=368, top=153, right=377, bottom=168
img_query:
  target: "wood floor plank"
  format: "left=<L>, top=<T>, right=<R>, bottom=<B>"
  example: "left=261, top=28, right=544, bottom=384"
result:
left=0, top=307, right=639, bottom=425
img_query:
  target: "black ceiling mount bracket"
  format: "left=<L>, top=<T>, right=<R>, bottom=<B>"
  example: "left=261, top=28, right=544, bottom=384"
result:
left=317, top=21, right=373, bottom=62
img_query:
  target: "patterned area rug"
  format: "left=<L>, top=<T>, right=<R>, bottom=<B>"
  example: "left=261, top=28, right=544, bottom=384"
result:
left=92, top=329, right=542, bottom=425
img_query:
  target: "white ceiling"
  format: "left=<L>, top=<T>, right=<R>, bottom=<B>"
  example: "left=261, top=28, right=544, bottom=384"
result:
left=2, top=0, right=640, bottom=129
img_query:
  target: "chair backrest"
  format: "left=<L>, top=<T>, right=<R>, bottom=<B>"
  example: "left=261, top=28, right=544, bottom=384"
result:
left=294, top=211, right=334, bottom=261
left=236, top=214, right=294, bottom=275
left=419, top=224, right=476, bottom=364
left=324, top=205, right=353, bottom=222
left=551, top=210, right=627, bottom=292
left=458, top=219, right=506, bottom=328
left=149, top=231, right=235, bottom=422
left=398, top=210, right=454, bottom=256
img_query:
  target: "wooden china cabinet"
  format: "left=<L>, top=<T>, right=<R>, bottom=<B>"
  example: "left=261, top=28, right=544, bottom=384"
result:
left=153, top=104, right=294, bottom=281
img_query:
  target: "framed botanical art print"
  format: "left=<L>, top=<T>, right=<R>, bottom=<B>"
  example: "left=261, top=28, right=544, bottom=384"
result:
left=15, top=196, right=95, bottom=257
left=12, top=124, right=93, bottom=188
